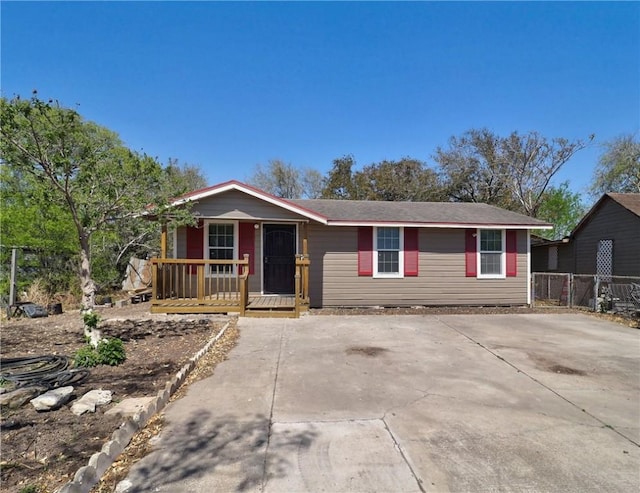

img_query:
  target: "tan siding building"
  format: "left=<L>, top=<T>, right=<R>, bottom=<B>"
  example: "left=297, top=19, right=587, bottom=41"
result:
left=153, top=180, right=551, bottom=315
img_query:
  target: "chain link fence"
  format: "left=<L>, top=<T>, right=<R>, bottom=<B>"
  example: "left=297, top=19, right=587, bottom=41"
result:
left=532, top=273, right=640, bottom=317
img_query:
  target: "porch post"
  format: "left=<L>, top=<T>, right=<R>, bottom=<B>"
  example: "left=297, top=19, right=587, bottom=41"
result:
left=294, top=262, right=301, bottom=318
left=302, top=223, right=308, bottom=256
left=160, top=223, right=168, bottom=259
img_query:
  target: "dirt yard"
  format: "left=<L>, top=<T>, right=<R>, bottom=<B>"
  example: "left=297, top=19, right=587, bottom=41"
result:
left=0, top=302, right=236, bottom=493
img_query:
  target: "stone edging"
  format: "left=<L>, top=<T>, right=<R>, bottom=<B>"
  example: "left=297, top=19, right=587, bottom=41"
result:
left=55, top=320, right=232, bottom=493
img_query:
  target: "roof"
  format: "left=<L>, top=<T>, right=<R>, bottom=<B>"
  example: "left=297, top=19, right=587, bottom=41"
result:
left=571, top=192, right=640, bottom=236
left=172, top=180, right=552, bottom=229
left=290, top=199, right=551, bottom=228
left=607, top=193, right=640, bottom=217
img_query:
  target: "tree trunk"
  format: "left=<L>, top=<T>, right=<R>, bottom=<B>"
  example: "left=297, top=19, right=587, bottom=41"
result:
left=79, top=235, right=96, bottom=309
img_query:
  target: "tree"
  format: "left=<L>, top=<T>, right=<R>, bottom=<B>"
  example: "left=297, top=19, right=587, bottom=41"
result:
left=164, top=158, right=208, bottom=195
left=0, top=165, right=79, bottom=296
left=590, top=134, right=640, bottom=197
left=321, top=155, right=358, bottom=199
left=533, top=182, right=585, bottom=240
left=434, top=129, right=515, bottom=208
left=322, top=156, right=445, bottom=202
left=353, top=158, right=443, bottom=201
left=0, top=94, right=183, bottom=308
left=501, top=131, right=592, bottom=217
left=247, top=159, right=323, bottom=199
left=434, top=128, right=592, bottom=216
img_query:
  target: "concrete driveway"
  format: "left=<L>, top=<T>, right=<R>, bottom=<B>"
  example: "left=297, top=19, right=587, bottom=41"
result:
left=123, top=313, right=640, bottom=492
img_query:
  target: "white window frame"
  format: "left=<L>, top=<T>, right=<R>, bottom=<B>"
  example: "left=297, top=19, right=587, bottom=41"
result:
left=204, top=220, right=238, bottom=277
left=373, top=226, right=404, bottom=278
left=477, top=228, right=506, bottom=279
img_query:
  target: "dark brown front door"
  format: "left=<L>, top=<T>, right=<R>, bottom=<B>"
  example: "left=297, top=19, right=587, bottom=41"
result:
left=263, top=224, right=296, bottom=294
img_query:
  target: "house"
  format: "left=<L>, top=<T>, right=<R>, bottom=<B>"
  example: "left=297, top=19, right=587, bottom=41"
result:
left=532, top=193, right=640, bottom=277
left=150, top=180, right=551, bottom=316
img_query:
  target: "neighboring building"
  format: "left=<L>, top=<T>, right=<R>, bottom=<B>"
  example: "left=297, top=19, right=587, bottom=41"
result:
left=150, top=180, right=551, bottom=316
left=532, top=193, right=640, bottom=277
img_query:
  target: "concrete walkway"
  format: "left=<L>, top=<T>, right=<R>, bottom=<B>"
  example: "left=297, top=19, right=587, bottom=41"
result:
left=122, top=313, right=640, bottom=492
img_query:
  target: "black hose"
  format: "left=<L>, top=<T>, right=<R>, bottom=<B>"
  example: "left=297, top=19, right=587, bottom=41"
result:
left=1, top=355, right=89, bottom=389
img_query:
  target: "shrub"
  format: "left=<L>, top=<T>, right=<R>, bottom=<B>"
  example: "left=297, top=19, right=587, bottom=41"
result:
left=74, top=345, right=100, bottom=368
left=97, top=338, right=126, bottom=366
left=74, top=338, right=126, bottom=367
left=82, top=310, right=101, bottom=330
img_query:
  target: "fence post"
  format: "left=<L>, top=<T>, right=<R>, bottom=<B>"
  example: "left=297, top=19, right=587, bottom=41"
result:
left=531, top=272, right=536, bottom=308
left=569, top=273, right=573, bottom=308
left=9, top=247, right=18, bottom=313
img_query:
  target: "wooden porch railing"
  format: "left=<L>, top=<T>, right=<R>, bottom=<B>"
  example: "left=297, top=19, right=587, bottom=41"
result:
left=150, top=255, right=250, bottom=314
left=150, top=253, right=309, bottom=316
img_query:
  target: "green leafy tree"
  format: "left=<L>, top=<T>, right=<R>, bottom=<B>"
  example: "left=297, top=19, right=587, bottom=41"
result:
left=90, top=159, right=207, bottom=289
left=321, top=155, right=358, bottom=199
left=322, top=155, right=445, bottom=202
left=0, top=157, right=79, bottom=296
left=355, top=158, right=444, bottom=201
left=534, top=182, right=585, bottom=240
left=0, top=94, right=187, bottom=308
left=590, top=134, right=640, bottom=197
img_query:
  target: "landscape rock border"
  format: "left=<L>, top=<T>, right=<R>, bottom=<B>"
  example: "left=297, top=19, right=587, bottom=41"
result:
left=55, top=320, right=232, bottom=493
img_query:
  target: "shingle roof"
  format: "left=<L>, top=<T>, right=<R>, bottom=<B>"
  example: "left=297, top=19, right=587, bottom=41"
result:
left=171, top=180, right=552, bottom=229
left=290, top=199, right=551, bottom=228
left=608, top=193, right=640, bottom=217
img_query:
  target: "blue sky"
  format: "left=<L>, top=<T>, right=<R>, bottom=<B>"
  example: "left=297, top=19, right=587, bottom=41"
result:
left=2, top=1, right=638, bottom=201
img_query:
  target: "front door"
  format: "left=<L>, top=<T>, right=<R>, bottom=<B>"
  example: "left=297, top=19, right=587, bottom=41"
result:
left=263, top=224, right=296, bottom=294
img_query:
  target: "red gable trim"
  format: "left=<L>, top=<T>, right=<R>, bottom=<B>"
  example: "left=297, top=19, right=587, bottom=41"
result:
left=404, top=228, right=419, bottom=276
left=171, top=180, right=328, bottom=224
left=506, top=229, right=517, bottom=277
left=357, top=227, right=373, bottom=276
left=465, top=229, right=477, bottom=277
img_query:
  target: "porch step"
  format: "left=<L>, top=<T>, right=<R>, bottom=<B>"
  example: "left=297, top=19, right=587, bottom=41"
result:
left=244, top=308, right=298, bottom=318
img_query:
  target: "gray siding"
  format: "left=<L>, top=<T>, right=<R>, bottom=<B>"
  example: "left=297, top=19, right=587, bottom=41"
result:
left=557, top=243, right=574, bottom=273
left=307, top=225, right=529, bottom=307
left=573, top=199, right=640, bottom=276
left=192, top=190, right=306, bottom=221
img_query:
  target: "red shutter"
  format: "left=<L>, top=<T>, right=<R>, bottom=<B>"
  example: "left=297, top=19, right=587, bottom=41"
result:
left=465, top=229, right=477, bottom=277
left=186, top=221, right=204, bottom=274
left=238, top=222, right=255, bottom=275
left=506, top=229, right=517, bottom=277
left=358, top=227, right=373, bottom=276
left=404, top=228, right=419, bottom=276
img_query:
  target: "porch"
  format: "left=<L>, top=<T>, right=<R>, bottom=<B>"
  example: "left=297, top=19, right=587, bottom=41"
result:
left=149, top=255, right=310, bottom=318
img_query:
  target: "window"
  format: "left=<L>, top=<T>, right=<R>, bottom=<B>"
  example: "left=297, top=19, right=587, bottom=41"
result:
left=478, top=229, right=505, bottom=278
left=207, top=223, right=236, bottom=274
left=374, top=227, right=403, bottom=277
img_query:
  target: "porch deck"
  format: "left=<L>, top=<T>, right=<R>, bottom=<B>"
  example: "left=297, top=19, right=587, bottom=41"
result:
left=149, top=256, right=310, bottom=318
left=150, top=294, right=307, bottom=317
